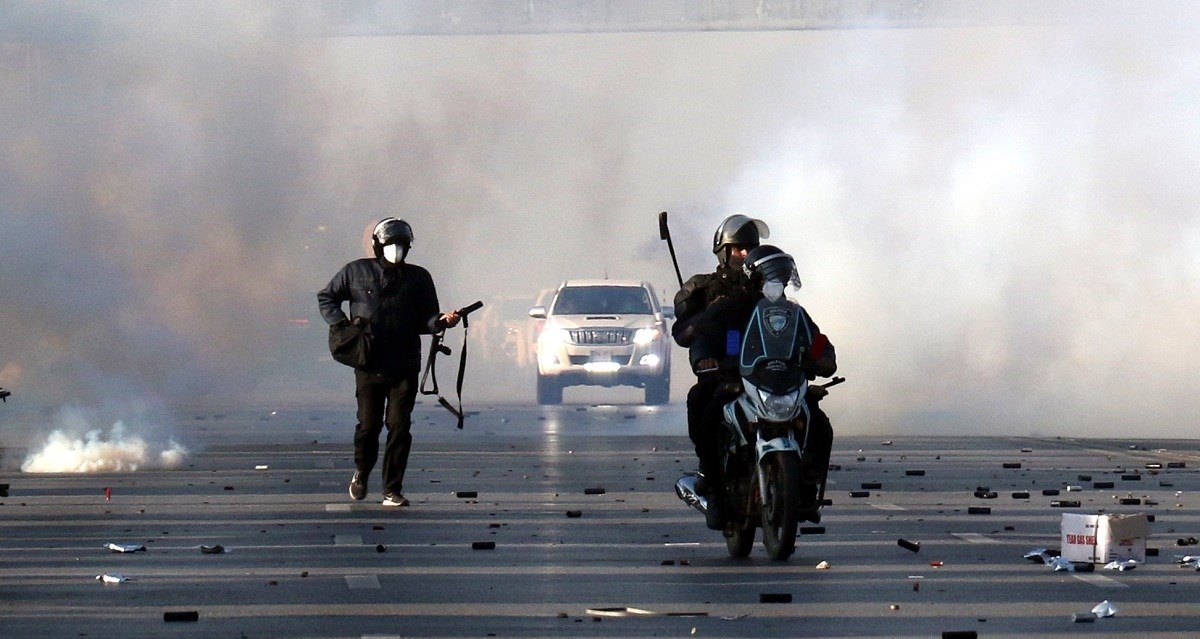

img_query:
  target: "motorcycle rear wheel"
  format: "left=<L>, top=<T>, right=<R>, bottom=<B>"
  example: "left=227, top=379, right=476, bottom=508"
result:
left=760, top=454, right=801, bottom=561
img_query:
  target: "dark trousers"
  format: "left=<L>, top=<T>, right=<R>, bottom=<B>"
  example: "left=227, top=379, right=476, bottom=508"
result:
left=686, top=375, right=724, bottom=473
left=354, top=370, right=418, bottom=496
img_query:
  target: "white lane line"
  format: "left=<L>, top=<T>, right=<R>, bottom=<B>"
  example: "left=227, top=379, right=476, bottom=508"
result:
left=951, top=533, right=1000, bottom=544
left=345, top=574, right=381, bottom=589
left=871, top=503, right=906, bottom=511
left=334, top=534, right=363, bottom=545
left=326, top=504, right=352, bottom=512
left=1073, top=573, right=1128, bottom=588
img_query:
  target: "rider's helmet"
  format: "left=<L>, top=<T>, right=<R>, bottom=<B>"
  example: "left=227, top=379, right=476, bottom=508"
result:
left=712, top=214, right=769, bottom=265
left=743, top=244, right=802, bottom=300
left=372, top=217, right=414, bottom=263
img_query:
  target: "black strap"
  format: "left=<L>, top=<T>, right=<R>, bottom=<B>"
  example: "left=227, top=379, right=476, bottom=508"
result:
left=419, top=317, right=469, bottom=429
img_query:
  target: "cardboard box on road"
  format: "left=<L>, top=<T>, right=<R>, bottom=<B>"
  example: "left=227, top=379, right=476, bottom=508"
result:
left=1061, top=513, right=1149, bottom=563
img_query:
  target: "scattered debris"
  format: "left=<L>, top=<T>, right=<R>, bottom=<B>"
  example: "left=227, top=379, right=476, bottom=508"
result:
left=849, top=490, right=870, bottom=498
left=967, top=506, right=991, bottom=515
left=1002, top=462, right=1022, bottom=469
left=759, top=593, right=792, bottom=603
left=1072, top=612, right=1097, bottom=623
left=1091, top=600, right=1118, bottom=617
left=1103, top=560, right=1138, bottom=571
left=566, top=510, right=583, bottom=518
left=254, top=465, right=268, bottom=470
left=861, top=482, right=882, bottom=490
left=472, top=541, right=496, bottom=550
left=199, top=545, right=225, bottom=554
left=905, top=469, right=925, bottom=476
left=897, top=538, right=920, bottom=553
left=96, top=573, right=128, bottom=584
left=815, top=560, right=830, bottom=570
left=456, top=491, right=478, bottom=498
left=584, top=487, right=606, bottom=495
left=163, top=611, right=199, bottom=622
left=106, top=543, right=146, bottom=553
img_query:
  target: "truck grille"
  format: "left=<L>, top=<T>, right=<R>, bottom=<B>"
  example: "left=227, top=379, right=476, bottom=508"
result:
left=569, top=328, right=632, bottom=345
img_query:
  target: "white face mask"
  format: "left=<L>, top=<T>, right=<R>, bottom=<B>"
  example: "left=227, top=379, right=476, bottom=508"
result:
left=762, top=280, right=785, bottom=302
left=382, top=244, right=406, bottom=264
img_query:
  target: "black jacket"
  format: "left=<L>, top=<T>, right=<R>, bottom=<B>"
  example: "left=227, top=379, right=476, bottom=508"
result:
left=318, top=258, right=441, bottom=374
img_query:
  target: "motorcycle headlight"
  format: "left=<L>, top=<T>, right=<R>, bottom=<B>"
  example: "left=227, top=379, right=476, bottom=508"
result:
left=756, top=387, right=802, bottom=421
left=632, top=327, right=660, bottom=346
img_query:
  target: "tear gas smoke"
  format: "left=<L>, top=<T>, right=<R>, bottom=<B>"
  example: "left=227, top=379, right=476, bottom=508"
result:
left=19, top=406, right=187, bottom=473
left=1, top=5, right=1198, bottom=438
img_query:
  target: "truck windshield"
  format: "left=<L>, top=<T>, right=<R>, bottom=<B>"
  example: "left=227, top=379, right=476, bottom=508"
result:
left=553, top=286, right=653, bottom=315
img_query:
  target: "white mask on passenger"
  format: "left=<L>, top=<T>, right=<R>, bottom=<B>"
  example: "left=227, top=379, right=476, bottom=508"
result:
left=762, top=280, right=785, bottom=302
left=382, top=243, right=406, bottom=264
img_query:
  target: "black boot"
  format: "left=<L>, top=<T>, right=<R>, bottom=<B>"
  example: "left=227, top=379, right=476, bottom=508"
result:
left=705, top=492, right=726, bottom=530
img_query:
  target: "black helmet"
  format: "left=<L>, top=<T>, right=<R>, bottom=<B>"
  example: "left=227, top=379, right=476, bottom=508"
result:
left=712, top=214, right=769, bottom=255
left=371, top=217, right=413, bottom=259
left=744, top=244, right=801, bottom=289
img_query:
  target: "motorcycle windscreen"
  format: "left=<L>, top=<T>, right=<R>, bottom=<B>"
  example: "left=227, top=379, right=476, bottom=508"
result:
left=738, top=299, right=812, bottom=393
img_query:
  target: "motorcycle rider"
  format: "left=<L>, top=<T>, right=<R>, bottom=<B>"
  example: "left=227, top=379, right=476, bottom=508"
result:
left=672, top=214, right=769, bottom=529
left=741, top=244, right=838, bottom=522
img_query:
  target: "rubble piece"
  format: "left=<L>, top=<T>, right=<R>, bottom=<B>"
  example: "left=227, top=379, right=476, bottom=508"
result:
left=1168, top=462, right=1187, bottom=469
left=759, top=593, right=792, bottom=603
left=1065, top=485, right=1083, bottom=492
left=930, top=560, right=944, bottom=567
left=861, top=482, right=882, bottom=490
left=255, top=465, right=268, bottom=470
left=800, top=526, right=825, bottom=535
left=849, top=490, right=870, bottom=498
left=1145, top=463, right=1163, bottom=469
left=815, top=560, right=830, bottom=569
left=1103, top=559, right=1138, bottom=571
left=973, top=490, right=997, bottom=499
left=1078, top=475, right=1093, bottom=481
left=1072, top=612, right=1097, bottom=623
left=565, top=510, right=583, bottom=518
left=898, top=538, right=921, bottom=553
left=974, top=485, right=991, bottom=492
left=163, top=611, right=199, bottom=622
left=1002, top=462, right=1022, bottom=469
left=1121, top=474, right=1142, bottom=481
left=104, top=487, right=111, bottom=500
left=106, top=543, right=146, bottom=553
left=1094, top=481, right=1115, bottom=489
left=376, top=544, right=386, bottom=553
left=941, top=631, right=977, bottom=638
left=1046, top=556, right=1075, bottom=571
left=905, top=469, right=925, bottom=476
left=661, top=560, right=675, bottom=566
left=472, top=541, right=496, bottom=550
left=1042, top=488, right=1060, bottom=496
left=456, top=491, right=478, bottom=498
left=1024, top=548, right=1052, bottom=563
left=1091, top=600, right=1118, bottom=617
left=967, top=506, right=991, bottom=515
left=1011, top=491, right=1030, bottom=499
left=1051, top=500, right=1081, bottom=508
left=1073, top=562, right=1095, bottom=572
left=1119, top=498, right=1142, bottom=505
left=96, top=573, right=128, bottom=584
left=584, top=487, right=606, bottom=495
left=199, top=545, right=225, bottom=554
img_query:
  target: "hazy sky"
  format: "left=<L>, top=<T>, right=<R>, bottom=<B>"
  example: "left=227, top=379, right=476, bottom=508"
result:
left=1, top=3, right=1198, bottom=438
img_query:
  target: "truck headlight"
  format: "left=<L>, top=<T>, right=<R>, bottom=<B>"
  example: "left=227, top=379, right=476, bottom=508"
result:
left=633, top=327, right=660, bottom=346
left=538, top=328, right=571, bottom=347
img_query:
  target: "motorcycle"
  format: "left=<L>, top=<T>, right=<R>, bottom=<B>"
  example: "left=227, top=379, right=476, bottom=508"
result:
left=675, top=291, right=842, bottom=561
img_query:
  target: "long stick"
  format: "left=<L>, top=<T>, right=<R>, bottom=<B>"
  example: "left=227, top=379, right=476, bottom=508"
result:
left=658, top=211, right=684, bottom=289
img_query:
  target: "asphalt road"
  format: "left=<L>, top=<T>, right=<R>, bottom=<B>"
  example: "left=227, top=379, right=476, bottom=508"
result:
left=3, top=402, right=1200, bottom=638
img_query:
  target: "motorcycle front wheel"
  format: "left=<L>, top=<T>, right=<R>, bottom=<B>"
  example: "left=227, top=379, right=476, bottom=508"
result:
left=760, top=454, right=801, bottom=561
left=725, top=524, right=754, bottom=558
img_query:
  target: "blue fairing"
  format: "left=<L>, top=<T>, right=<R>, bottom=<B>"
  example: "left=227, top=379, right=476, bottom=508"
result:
left=738, top=298, right=812, bottom=394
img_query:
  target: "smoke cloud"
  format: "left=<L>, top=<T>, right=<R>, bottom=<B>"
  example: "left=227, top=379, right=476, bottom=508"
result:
left=1, top=4, right=1198, bottom=438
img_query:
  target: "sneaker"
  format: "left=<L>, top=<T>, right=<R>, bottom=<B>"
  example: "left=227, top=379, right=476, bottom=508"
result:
left=381, top=492, right=409, bottom=507
left=348, top=471, right=367, bottom=501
